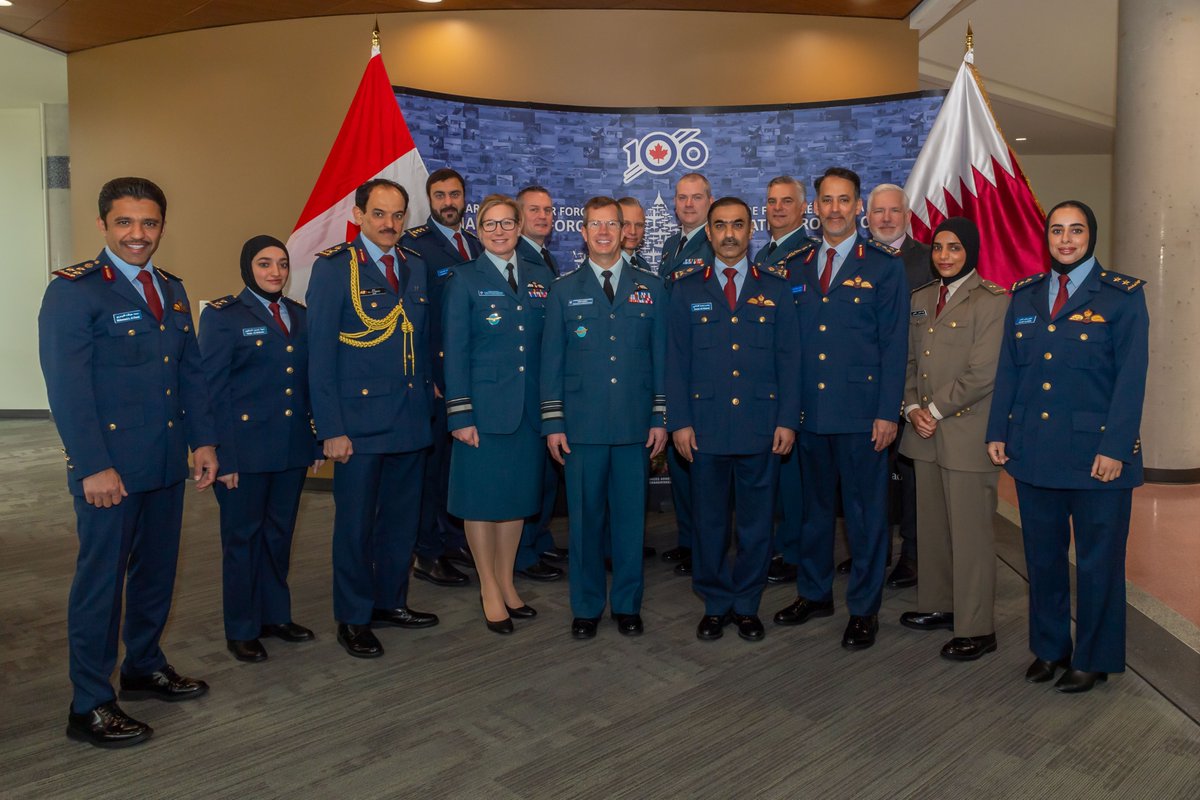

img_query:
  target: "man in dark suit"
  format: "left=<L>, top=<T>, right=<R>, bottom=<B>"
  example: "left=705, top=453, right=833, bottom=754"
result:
left=402, top=168, right=482, bottom=588
left=514, top=184, right=567, bottom=580
left=39, top=177, right=218, bottom=747
left=618, top=196, right=654, bottom=272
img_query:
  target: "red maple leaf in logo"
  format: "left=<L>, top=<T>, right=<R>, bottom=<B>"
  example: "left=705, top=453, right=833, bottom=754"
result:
left=648, top=142, right=669, bottom=163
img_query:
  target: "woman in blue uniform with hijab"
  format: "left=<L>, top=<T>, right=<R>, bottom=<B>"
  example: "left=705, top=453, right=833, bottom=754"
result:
left=442, top=195, right=555, bottom=634
left=199, top=235, right=323, bottom=662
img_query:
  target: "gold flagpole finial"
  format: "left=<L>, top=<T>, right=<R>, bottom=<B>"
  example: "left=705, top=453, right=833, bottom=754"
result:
left=965, top=22, right=974, bottom=55
left=372, top=20, right=380, bottom=50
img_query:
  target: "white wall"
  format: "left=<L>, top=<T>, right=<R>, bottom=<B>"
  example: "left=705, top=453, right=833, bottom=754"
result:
left=1020, top=154, right=1113, bottom=264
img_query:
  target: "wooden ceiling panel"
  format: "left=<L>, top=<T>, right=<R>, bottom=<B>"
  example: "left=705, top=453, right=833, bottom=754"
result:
left=0, top=1, right=923, bottom=53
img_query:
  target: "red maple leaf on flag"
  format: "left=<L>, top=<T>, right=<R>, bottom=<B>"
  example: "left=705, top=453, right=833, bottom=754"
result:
left=648, top=142, right=669, bottom=163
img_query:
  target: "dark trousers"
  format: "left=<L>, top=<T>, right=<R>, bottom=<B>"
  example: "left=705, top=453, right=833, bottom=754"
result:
left=68, top=482, right=184, bottom=713
left=214, top=467, right=307, bottom=640
left=690, top=450, right=779, bottom=616
left=331, top=451, right=425, bottom=624
left=795, top=430, right=890, bottom=616
left=893, top=446, right=918, bottom=562
left=667, top=442, right=694, bottom=550
left=1015, top=481, right=1132, bottom=674
left=565, top=442, right=647, bottom=618
left=516, top=453, right=560, bottom=569
left=773, top=448, right=802, bottom=563
left=415, top=402, right=467, bottom=561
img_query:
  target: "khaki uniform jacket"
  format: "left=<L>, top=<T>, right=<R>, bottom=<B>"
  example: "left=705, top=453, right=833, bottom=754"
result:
left=899, top=271, right=1008, bottom=472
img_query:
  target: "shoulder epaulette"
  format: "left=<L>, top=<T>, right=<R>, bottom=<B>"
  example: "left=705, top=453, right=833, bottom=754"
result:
left=780, top=240, right=817, bottom=263
left=52, top=260, right=103, bottom=281
left=1097, top=270, right=1146, bottom=293
left=461, top=228, right=479, bottom=240
left=671, top=258, right=706, bottom=282
left=154, top=266, right=181, bottom=282
left=980, top=279, right=1007, bottom=296
left=401, top=245, right=422, bottom=259
left=284, top=297, right=306, bottom=309
left=762, top=263, right=790, bottom=280
left=403, top=226, right=430, bottom=239
left=207, top=294, right=238, bottom=309
left=316, top=241, right=352, bottom=259
left=1010, top=271, right=1048, bottom=293
left=913, top=278, right=939, bottom=294
left=866, top=239, right=900, bottom=257
left=629, top=263, right=660, bottom=281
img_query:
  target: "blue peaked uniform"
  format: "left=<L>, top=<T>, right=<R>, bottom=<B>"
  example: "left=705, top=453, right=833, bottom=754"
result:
left=402, top=220, right=482, bottom=562
left=665, top=259, right=801, bottom=615
left=541, top=260, right=667, bottom=618
left=443, top=251, right=555, bottom=520
left=794, top=234, right=908, bottom=617
left=985, top=265, right=1149, bottom=673
left=753, top=230, right=818, bottom=566
left=661, top=229, right=715, bottom=555
left=38, top=249, right=217, bottom=714
left=306, top=236, right=434, bottom=625
left=199, top=288, right=320, bottom=641
left=628, top=251, right=653, bottom=272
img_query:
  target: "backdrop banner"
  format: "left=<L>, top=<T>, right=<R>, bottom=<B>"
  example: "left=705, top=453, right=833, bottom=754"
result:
left=396, top=87, right=946, bottom=274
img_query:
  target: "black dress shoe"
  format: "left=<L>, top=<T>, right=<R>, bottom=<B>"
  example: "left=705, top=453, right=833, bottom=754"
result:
left=1055, top=669, right=1107, bottom=694
left=696, top=613, right=731, bottom=641
left=227, top=638, right=267, bottom=663
left=260, top=622, right=315, bottom=642
left=572, top=617, right=599, bottom=639
left=541, top=546, right=570, bottom=563
left=673, top=555, right=693, bottom=576
left=661, top=546, right=691, bottom=563
left=443, top=545, right=475, bottom=569
left=773, top=596, right=834, bottom=626
left=506, top=604, right=537, bottom=619
left=836, top=557, right=853, bottom=575
left=899, top=611, right=955, bottom=631
left=413, top=555, right=470, bottom=587
left=643, top=545, right=657, bottom=559
left=516, top=560, right=564, bottom=581
left=1024, top=656, right=1072, bottom=683
left=371, top=607, right=439, bottom=628
left=734, top=614, right=765, bottom=642
left=119, top=665, right=209, bottom=702
left=486, top=617, right=515, bottom=635
left=337, top=623, right=383, bottom=658
left=612, top=613, right=644, bottom=636
left=66, top=701, right=152, bottom=748
left=886, top=557, right=918, bottom=588
left=767, top=555, right=798, bottom=584
left=841, top=615, right=879, bottom=650
left=941, top=634, right=997, bottom=661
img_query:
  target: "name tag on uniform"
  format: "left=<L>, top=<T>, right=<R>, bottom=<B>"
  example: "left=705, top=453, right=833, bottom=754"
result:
left=792, top=285, right=806, bottom=294
left=360, top=287, right=385, bottom=296
left=479, top=290, right=505, bottom=297
left=569, top=298, right=594, bottom=307
left=243, top=326, right=269, bottom=336
left=691, top=302, right=713, bottom=312
left=1016, top=315, right=1037, bottom=326
left=113, top=310, right=143, bottom=324
left=436, top=268, right=451, bottom=277
left=911, top=309, right=927, bottom=318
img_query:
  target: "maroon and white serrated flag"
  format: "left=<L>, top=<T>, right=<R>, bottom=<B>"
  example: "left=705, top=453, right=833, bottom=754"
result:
left=904, top=50, right=1046, bottom=289
left=286, top=36, right=429, bottom=301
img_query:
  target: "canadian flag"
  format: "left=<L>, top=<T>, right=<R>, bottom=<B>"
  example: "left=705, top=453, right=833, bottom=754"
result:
left=904, top=51, right=1046, bottom=288
left=286, top=39, right=429, bottom=301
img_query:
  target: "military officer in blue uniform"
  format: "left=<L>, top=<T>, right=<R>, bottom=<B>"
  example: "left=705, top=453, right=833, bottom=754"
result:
left=39, top=177, right=218, bottom=748
left=541, top=197, right=668, bottom=639
left=773, top=167, right=908, bottom=651
left=442, top=194, right=556, bottom=634
left=986, top=200, right=1149, bottom=694
left=199, top=235, right=322, bottom=663
left=513, top=184, right=568, bottom=580
left=402, top=167, right=482, bottom=588
left=753, top=175, right=816, bottom=586
left=306, top=178, right=439, bottom=659
left=619, top=196, right=655, bottom=273
left=659, top=172, right=716, bottom=577
left=666, top=197, right=801, bottom=643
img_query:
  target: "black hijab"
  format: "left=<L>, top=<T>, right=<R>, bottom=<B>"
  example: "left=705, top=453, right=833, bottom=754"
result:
left=930, top=216, right=980, bottom=285
left=1045, top=200, right=1098, bottom=275
left=240, top=234, right=289, bottom=303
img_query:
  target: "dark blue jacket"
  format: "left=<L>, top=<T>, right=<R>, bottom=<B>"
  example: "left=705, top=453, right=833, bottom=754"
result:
left=660, top=229, right=714, bottom=284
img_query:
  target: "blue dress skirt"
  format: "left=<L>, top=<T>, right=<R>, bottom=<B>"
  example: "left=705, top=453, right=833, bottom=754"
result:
left=448, top=410, right=544, bottom=521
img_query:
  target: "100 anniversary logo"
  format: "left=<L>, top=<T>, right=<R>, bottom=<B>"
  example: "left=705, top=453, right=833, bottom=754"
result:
left=623, top=129, right=710, bottom=184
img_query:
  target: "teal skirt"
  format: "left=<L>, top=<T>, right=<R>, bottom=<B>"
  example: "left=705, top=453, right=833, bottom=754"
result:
left=448, top=413, right=544, bottom=521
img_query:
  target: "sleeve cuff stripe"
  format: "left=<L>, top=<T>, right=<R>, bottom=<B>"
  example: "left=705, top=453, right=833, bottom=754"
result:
left=447, top=405, right=473, bottom=415
left=542, top=411, right=565, bottom=421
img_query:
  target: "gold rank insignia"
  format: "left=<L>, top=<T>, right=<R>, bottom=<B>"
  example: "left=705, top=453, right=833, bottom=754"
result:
left=405, top=226, right=429, bottom=238
left=207, top=295, right=237, bottom=309
left=1011, top=272, right=1048, bottom=292
left=762, top=263, right=789, bottom=280
left=842, top=276, right=874, bottom=289
left=1098, top=270, right=1146, bottom=292
left=317, top=241, right=351, bottom=258
left=866, top=239, right=900, bottom=257
left=746, top=294, right=776, bottom=307
left=52, top=261, right=101, bottom=281
left=1068, top=309, right=1107, bottom=324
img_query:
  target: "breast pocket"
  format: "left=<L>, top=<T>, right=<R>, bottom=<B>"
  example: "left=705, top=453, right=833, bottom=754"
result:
left=836, top=289, right=875, bottom=327
left=692, top=315, right=717, bottom=349
left=1011, top=326, right=1040, bottom=365
left=1064, top=325, right=1111, bottom=369
left=98, top=318, right=156, bottom=366
left=746, top=308, right=776, bottom=348
left=478, top=296, right=515, bottom=336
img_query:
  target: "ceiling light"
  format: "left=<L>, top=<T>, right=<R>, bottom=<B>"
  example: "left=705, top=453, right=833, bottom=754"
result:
left=1014, top=137, right=1028, bottom=142
left=417, top=1, right=443, bottom=4
left=0, top=2, right=14, bottom=7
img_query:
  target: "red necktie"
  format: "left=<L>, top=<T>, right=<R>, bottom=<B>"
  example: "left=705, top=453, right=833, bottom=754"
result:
left=453, top=231, right=469, bottom=260
left=820, top=248, right=835, bottom=294
left=135, top=269, right=163, bottom=322
left=381, top=254, right=400, bottom=293
left=935, top=284, right=948, bottom=317
left=1050, top=273, right=1070, bottom=318
left=270, top=301, right=289, bottom=337
left=723, top=267, right=738, bottom=311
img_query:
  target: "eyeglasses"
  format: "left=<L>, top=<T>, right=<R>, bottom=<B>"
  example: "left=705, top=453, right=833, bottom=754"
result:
left=480, top=218, right=518, bottom=232
left=586, top=220, right=621, bottom=230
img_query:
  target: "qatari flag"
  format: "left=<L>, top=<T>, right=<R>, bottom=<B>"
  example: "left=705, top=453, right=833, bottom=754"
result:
left=286, top=37, right=429, bottom=301
left=904, top=51, right=1046, bottom=289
